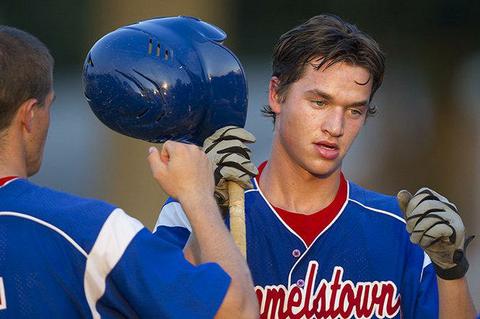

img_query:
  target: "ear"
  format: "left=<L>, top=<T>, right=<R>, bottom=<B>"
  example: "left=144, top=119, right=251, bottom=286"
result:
left=17, top=98, right=39, bottom=133
left=268, top=76, right=282, bottom=114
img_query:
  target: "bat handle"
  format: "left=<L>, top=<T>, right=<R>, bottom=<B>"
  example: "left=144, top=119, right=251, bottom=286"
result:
left=228, top=181, right=246, bottom=258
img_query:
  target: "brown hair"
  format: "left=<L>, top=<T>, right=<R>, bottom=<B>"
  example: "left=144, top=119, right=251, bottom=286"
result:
left=0, top=26, right=54, bottom=132
left=263, top=14, right=385, bottom=123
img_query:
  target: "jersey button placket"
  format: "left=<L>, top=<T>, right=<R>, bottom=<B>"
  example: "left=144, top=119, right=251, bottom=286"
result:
left=296, top=279, right=305, bottom=288
left=292, top=249, right=301, bottom=258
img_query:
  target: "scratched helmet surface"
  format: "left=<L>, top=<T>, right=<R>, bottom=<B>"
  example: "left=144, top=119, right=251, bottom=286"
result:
left=83, top=16, right=248, bottom=145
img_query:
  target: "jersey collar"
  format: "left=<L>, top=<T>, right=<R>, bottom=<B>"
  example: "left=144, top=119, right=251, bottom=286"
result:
left=252, top=161, right=350, bottom=247
left=0, top=176, right=20, bottom=188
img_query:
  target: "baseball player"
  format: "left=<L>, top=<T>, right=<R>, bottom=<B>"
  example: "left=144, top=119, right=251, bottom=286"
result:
left=155, top=14, right=476, bottom=318
left=0, top=26, right=258, bottom=318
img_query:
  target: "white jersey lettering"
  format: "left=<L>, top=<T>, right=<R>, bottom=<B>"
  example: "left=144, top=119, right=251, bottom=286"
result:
left=255, top=261, right=401, bottom=319
left=0, top=277, right=6, bottom=310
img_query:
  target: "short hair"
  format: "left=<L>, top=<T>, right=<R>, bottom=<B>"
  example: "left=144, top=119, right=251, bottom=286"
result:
left=0, top=26, right=54, bottom=132
left=263, top=14, right=385, bottom=123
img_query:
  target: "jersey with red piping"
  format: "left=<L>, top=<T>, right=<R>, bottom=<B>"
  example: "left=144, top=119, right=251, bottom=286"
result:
left=155, top=164, right=439, bottom=319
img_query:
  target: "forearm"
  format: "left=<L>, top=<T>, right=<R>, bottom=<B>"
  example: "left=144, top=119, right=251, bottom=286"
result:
left=183, top=234, right=200, bottom=264
left=181, top=196, right=245, bottom=266
left=438, top=276, right=476, bottom=319
left=180, top=195, right=258, bottom=318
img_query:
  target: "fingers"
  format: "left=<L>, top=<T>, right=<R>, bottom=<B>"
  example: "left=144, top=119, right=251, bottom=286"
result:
left=206, top=138, right=253, bottom=160
left=408, top=211, right=455, bottom=245
left=159, top=142, right=171, bottom=164
left=214, top=183, right=229, bottom=207
left=205, top=126, right=256, bottom=145
left=408, top=200, right=461, bottom=225
left=147, top=146, right=166, bottom=180
left=398, top=187, right=459, bottom=221
left=226, top=127, right=256, bottom=143
left=148, top=141, right=215, bottom=200
left=218, top=166, right=255, bottom=189
left=397, top=189, right=412, bottom=214
left=217, top=153, right=258, bottom=174
left=399, top=187, right=471, bottom=277
left=409, top=187, right=458, bottom=212
left=400, top=187, right=465, bottom=251
left=147, top=140, right=196, bottom=183
left=416, top=187, right=450, bottom=204
left=203, top=126, right=257, bottom=206
left=406, top=199, right=459, bottom=234
left=213, top=152, right=258, bottom=188
left=204, top=127, right=258, bottom=184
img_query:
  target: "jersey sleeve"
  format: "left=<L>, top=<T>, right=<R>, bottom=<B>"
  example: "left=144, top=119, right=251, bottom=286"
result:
left=413, top=260, right=439, bottom=318
left=153, top=198, right=192, bottom=248
left=85, top=208, right=230, bottom=318
left=401, top=249, right=439, bottom=318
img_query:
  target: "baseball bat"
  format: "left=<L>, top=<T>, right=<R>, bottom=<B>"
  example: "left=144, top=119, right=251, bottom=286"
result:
left=228, top=181, right=246, bottom=257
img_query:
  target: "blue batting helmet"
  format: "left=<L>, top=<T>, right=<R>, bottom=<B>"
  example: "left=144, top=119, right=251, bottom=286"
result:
left=83, top=16, right=248, bottom=145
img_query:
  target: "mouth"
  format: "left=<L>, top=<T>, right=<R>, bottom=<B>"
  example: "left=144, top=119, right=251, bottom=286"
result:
left=314, top=141, right=340, bottom=160
left=315, top=141, right=338, bottom=149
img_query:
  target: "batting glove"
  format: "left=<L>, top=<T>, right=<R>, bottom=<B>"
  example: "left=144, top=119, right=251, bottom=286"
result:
left=203, top=126, right=258, bottom=207
left=397, top=187, right=474, bottom=280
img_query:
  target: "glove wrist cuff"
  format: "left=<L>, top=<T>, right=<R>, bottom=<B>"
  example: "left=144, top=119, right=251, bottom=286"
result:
left=433, top=256, right=469, bottom=280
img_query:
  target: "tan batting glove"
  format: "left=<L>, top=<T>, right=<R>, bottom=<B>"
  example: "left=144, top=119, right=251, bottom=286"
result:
left=203, top=126, right=258, bottom=207
left=397, top=187, right=474, bottom=280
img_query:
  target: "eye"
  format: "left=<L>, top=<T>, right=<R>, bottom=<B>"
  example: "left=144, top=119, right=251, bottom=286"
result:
left=348, top=108, right=364, bottom=118
left=312, top=100, right=327, bottom=108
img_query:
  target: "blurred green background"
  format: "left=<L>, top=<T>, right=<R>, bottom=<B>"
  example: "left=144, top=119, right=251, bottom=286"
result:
left=2, top=0, right=479, bottom=308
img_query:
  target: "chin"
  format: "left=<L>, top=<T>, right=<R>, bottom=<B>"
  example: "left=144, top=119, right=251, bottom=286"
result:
left=306, top=160, right=341, bottom=178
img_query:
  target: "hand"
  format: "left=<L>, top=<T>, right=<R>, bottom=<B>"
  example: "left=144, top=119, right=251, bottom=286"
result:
left=203, top=126, right=258, bottom=206
left=397, top=187, right=474, bottom=280
left=148, top=141, right=215, bottom=204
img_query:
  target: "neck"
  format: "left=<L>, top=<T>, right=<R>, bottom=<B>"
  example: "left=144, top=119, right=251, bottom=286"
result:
left=260, top=139, right=341, bottom=215
left=0, top=133, right=28, bottom=178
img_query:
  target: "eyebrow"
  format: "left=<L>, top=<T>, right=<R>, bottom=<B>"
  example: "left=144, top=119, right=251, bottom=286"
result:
left=304, top=89, right=369, bottom=108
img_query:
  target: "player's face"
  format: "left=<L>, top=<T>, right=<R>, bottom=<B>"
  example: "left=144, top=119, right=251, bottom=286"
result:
left=269, top=61, right=372, bottom=178
left=25, top=89, right=55, bottom=177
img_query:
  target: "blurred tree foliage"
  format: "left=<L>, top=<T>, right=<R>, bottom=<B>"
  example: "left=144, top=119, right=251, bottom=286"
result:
left=236, top=0, right=480, bottom=59
left=0, top=0, right=89, bottom=68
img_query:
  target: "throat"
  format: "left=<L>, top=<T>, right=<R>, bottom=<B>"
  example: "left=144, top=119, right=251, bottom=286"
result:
left=258, top=161, right=342, bottom=214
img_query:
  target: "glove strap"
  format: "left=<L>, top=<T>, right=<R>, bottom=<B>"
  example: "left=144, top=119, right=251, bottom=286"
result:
left=434, top=254, right=469, bottom=280
left=434, top=235, right=474, bottom=280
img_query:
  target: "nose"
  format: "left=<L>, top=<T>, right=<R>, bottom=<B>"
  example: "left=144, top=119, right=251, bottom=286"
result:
left=321, top=107, right=344, bottom=137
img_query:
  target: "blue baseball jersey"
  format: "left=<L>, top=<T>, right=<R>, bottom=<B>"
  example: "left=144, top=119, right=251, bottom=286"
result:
left=0, top=178, right=230, bottom=318
left=155, top=177, right=439, bottom=319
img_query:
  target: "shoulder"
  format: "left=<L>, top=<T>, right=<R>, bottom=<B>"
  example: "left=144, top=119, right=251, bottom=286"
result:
left=347, top=181, right=405, bottom=224
left=0, top=179, right=131, bottom=253
left=346, top=181, right=432, bottom=274
left=2, top=178, right=115, bottom=213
